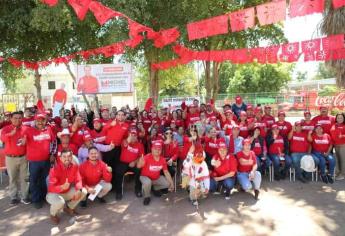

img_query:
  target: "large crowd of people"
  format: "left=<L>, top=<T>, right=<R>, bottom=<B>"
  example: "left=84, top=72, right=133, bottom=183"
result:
left=1, top=95, right=344, bottom=224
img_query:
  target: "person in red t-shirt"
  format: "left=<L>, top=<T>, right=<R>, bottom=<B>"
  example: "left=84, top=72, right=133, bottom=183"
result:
left=312, top=106, right=335, bottom=135
left=203, top=127, right=226, bottom=168
left=137, top=142, right=174, bottom=206
left=77, top=66, right=99, bottom=94
left=252, top=107, right=268, bottom=138
left=330, top=113, right=345, bottom=180
left=237, top=111, right=253, bottom=138
left=24, top=113, right=56, bottom=209
left=70, top=115, right=91, bottom=148
left=308, top=124, right=335, bottom=183
left=301, top=110, right=315, bottom=134
left=90, top=118, right=107, bottom=144
left=79, top=146, right=112, bottom=207
left=114, top=129, right=144, bottom=200
left=183, top=104, right=200, bottom=128
left=0, top=111, right=29, bottom=205
left=210, top=142, right=237, bottom=200
left=275, top=111, right=292, bottom=138
left=162, top=128, right=179, bottom=177
left=288, top=121, right=310, bottom=183
left=46, top=150, right=87, bottom=224
left=236, top=139, right=261, bottom=200
left=262, top=105, right=275, bottom=129
left=57, top=129, right=78, bottom=157
left=249, top=126, right=269, bottom=174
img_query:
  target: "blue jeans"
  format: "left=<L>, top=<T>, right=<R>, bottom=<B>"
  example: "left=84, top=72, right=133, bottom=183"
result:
left=237, top=171, right=261, bottom=191
left=29, top=161, right=50, bottom=203
left=210, top=177, right=235, bottom=192
left=269, top=154, right=292, bottom=174
left=312, top=152, right=336, bottom=176
left=291, top=153, right=307, bottom=178
left=256, top=155, right=272, bottom=173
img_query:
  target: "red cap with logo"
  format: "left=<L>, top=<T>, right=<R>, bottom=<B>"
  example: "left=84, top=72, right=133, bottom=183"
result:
left=254, top=107, right=262, bottom=114
left=34, top=113, right=46, bottom=120
left=247, top=104, right=253, bottom=110
left=152, top=141, right=163, bottom=150
left=218, top=142, right=227, bottom=149
left=235, top=95, right=242, bottom=104
left=240, top=111, right=247, bottom=117
left=83, top=134, right=93, bottom=142
left=242, top=138, right=251, bottom=145
left=278, top=111, right=285, bottom=117
left=93, top=118, right=101, bottom=124
left=304, top=110, right=311, bottom=116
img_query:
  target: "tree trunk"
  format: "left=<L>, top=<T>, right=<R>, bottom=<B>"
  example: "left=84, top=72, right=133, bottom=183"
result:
left=34, top=69, right=42, bottom=100
left=94, top=94, right=100, bottom=114
left=148, top=61, right=159, bottom=106
left=65, top=63, right=92, bottom=110
left=212, top=61, right=220, bottom=102
left=204, top=61, right=212, bottom=102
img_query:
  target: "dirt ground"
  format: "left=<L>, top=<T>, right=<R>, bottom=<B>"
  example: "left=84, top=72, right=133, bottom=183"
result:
left=0, top=174, right=345, bottom=236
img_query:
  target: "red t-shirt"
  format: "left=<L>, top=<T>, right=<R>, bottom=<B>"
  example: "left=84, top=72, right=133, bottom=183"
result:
left=312, top=115, right=335, bottom=134
left=268, top=135, right=285, bottom=155
left=163, top=140, right=179, bottom=161
left=222, top=119, right=237, bottom=136
left=120, top=140, right=145, bottom=164
left=140, top=154, right=167, bottom=180
left=211, top=154, right=237, bottom=177
left=24, top=126, right=55, bottom=161
left=48, top=162, right=82, bottom=194
left=275, top=121, right=292, bottom=138
left=204, top=137, right=225, bottom=156
left=57, top=143, right=78, bottom=157
left=185, top=112, right=200, bottom=127
left=301, top=120, right=315, bottom=134
left=251, top=138, right=266, bottom=156
left=53, top=89, right=67, bottom=104
left=104, top=121, right=129, bottom=146
left=142, top=117, right=152, bottom=132
left=79, top=160, right=112, bottom=187
left=236, top=151, right=257, bottom=173
left=77, top=76, right=99, bottom=94
left=0, top=124, right=26, bottom=156
left=70, top=126, right=90, bottom=148
left=312, top=133, right=333, bottom=153
left=289, top=132, right=309, bottom=153
left=22, top=117, right=34, bottom=127
left=253, top=120, right=268, bottom=137
left=237, top=121, right=249, bottom=138
left=90, top=128, right=107, bottom=144
left=262, top=115, right=275, bottom=128
left=330, top=124, right=345, bottom=146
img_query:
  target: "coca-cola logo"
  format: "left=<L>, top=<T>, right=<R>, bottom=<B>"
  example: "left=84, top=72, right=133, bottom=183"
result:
left=315, top=92, right=345, bottom=108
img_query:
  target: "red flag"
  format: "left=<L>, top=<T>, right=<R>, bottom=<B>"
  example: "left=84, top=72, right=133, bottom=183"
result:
left=322, top=34, right=344, bottom=50
left=125, top=35, right=144, bottom=48
left=232, top=49, right=250, bottom=64
left=249, top=47, right=266, bottom=63
left=332, top=0, right=345, bottom=9
left=195, top=51, right=210, bottom=61
left=36, top=100, right=46, bottom=113
left=98, top=42, right=125, bottom=57
left=24, top=62, right=39, bottom=70
left=290, top=0, right=325, bottom=18
left=304, top=52, right=316, bottom=61
left=187, top=15, right=229, bottom=41
left=88, top=1, right=122, bottom=25
left=316, top=50, right=331, bottom=61
left=266, top=46, right=280, bottom=63
left=148, top=27, right=180, bottom=48
left=41, top=0, right=58, bottom=7
left=8, top=58, right=23, bottom=68
left=229, top=7, right=255, bottom=32
left=301, top=39, right=321, bottom=52
left=128, top=20, right=154, bottom=38
left=67, top=0, right=91, bottom=21
left=282, top=42, right=300, bottom=55
left=209, top=50, right=224, bottom=62
left=256, top=0, right=286, bottom=26
left=144, top=98, right=153, bottom=112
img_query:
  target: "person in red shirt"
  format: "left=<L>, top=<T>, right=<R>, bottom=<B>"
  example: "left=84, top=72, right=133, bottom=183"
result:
left=0, top=111, right=29, bottom=205
left=137, top=142, right=174, bottom=206
left=24, top=113, right=56, bottom=209
left=77, top=66, right=99, bottom=94
left=301, top=110, right=315, bottom=134
left=203, top=127, right=226, bottom=168
left=46, top=150, right=87, bottom=224
left=266, top=124, right=292, bottom=180
left=249, top=127, right=269, bottom=174
left=288, top=121, right=310, bottom=183
left=221, top=110, right=237, bottom=136
left=90, top=118, right=106, bottom=144
left=79, top=146, right=112, bottom=207
left=308, top=125, right=335, bottom=183
left=210, top=142, right=237, bottom=200
left=22, top=108, right=35, bottom=127
left=0, top=111, right=12, bottom=129
left=262, top=105, right=275, bottom=129
left=236, top=139, right=261, bottom=200
left=275, top=111, right=292, bottom=138
left=246, top=104, right=255, bottom=119
left=330, top=113, right=345, bottom=180
left=312, top=106, right=335, bottom=135
left=70, top=115, right=91, bottom=148
left=183, top=104, right=200, bottom=128
left=237, top=111, right=253, bottom=138
left=103, top=110, right=129, bottom=188
left=57, top=129, right=78, bottom=157
left=99, top=108, right=112, bottom=126
left=252, top=107, right=268, bottom=138
left=162, top=128, right=179, bottom=177
left=115, top=129, right=144, bottom=200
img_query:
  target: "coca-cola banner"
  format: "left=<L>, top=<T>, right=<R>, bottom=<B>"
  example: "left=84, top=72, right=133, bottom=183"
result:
left=315, top=93, right=345, bottom=108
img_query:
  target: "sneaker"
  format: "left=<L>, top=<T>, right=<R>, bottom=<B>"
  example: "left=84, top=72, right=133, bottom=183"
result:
left=21, top=198, right=31, bottom=205
left=135, top=190, right=143, bottom=198
left=10, top=199, right=20, bottom=205
left=192, top=200, right=199, bottom=206
left=97, top=197, right=106, bottom=204
left=143, top=197, right=151, bottom=206
left=327, top=175, right=334, bottom=184
left=254, top=190, right=260, bottom=200
left=80, top=200, right=87, bottom=208
left=321, top=175, right=329, bottom=184
left=33, top=201, right=43, bottom=209
left=225, top=190, right=231, bottom=200
left=50, top=215, right=60, bottom=225
left=335, top=175, right=345, bottom=181
left=152, top=189, right=162, bottom=197
left=115, top=193, right=123, bottom=201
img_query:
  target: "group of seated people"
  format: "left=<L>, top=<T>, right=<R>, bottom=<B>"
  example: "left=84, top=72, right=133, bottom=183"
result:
left=1, top=95, right=344, bottom=224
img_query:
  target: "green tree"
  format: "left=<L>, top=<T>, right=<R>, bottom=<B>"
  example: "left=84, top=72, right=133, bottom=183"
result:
left=227, top=63, right=292, bottom=93
left=296, top=71, right=308, bottom=81
left=313, top=63, right=337, bottom=80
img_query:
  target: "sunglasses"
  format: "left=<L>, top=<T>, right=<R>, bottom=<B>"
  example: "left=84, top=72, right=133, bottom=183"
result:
left=165, top=132, right=173, bottom=135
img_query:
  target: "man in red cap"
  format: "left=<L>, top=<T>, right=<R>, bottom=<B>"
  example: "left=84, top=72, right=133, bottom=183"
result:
left=301, top=111, right=315, bottom=134
left=0, top=111, right=12, bottom=129
left=231, top=95, right=247, bottom=119
left=275, top=111, right=292, bottom=138
left=24, top=112, right=56, bottom=209
left=262, top=105, right=275, bottom=129
left=137, top=141, right=174, bottom=206
left=70, top=115, right=91, bottom=148
left=90, top=118, right=107, bottom=144
left=183, top=104, right=200, bottom=128
left=312, top=106, right=335, bottom=135
left=0, top=111, right=29, bottom=205
left=100, top=108, right=112, bottom=126
left=114, top=129, right=145, bottom=200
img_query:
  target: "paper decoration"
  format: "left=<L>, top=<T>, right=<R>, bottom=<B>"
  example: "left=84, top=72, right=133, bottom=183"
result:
left=256, top=0, right=286, bottom=26
left=332, top=0, right=345, bottom=9
left=187, top=15, right=229, bottom=41
left=42, top=0, right=59, bottom=7
left=322, top=34, right=344, bottom=50
left=229, top=7, right=255, bottom=32
left=301, top=38, right=321, bottom=52
left=88, top=1, right=122, bottom=25
left=147, top=27, right=180, bottom=48
left=290, top=0, right=325, bottom=18
left=67, top=0, right=91, bottom=21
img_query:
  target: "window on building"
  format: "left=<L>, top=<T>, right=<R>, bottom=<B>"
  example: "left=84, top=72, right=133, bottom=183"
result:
left=48, top=81, right=56, bottom=90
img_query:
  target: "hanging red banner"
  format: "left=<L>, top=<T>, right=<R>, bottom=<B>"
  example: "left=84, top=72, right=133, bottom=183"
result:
left=41, top=0, right=58, bottom=7
left=301, top=38, right=321, bottom=52
left=256, top=0, right=286, bottom=26
left=147, top=27, right=180, bottom=48
left=187, top=15, right=229, bottom=41
left=332, top=0, right=345, bottom=9
left=290, top=0, right=325, bottom=18
left=67, top=0, right=91, bottom=21
left=322, top=34, right=344, bottom=50
left=88, top=1, right=122, bottom=25
left=229, top=7, right=255, bottom=32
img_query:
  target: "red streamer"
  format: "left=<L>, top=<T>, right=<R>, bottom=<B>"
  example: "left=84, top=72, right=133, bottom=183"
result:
left=257, top=0, right=286, bottom=26
left=187, top=15, right=228, bottom=41
left=289, top=0, right=325, bottom=18
left=229, top=7, right=255, bottom=32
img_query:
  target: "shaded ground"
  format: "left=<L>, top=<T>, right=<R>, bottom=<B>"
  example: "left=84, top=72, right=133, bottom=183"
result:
left=0, top=174, right=345, bottom=236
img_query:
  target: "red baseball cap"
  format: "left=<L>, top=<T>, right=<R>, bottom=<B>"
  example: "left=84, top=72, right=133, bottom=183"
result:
left=34, top=113, right=46, bottom=120
left=319, top=106, right=328, bottom=110
left=278, top=111, right=285, bottom=117
left=225, top=110, right=233, bottom=115
left=101, top=108, right=109, bottom=112
left=4, top=111, right=11, bottom=116
left=130, top=129, right=138, bottom=135
left=152, top=141, right=163, bottom=150
left=232, top=124, right=240, bottom=129
left=247, top=104, right=253, bottom=110
left=189, top=104, right=197, bottom=108
left=242, top=138, right=251, bottom=145
left=304, top=110, right=311, bottom=116
left=254, top=107, right=262, bottom=114
left=264, top=105, right=271, bottom=109
left=218, top=142, right=227, bottom=149
left=235, top=95, right=242, bottom=104
left=93, top=118, right=101, bottom=124
left=83, top=134, right=93, bottom=142
left=240, top=111, right=247, bottom=117
left=209, top=117, right=217, bottom=122
left=295, top=121, right=302, bottom=126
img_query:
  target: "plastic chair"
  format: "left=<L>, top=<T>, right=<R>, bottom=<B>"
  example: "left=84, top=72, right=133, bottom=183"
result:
left=121, top=171, right=135, bottom=195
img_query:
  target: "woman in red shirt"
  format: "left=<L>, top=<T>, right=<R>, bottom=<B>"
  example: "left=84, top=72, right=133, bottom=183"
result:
left=301, top=111, right=315, bottom=134
left=162, top=128, right=179, bottom=177
left=308, top=125, right=335, bottom=183
left=203, top=127, right=225, bottom=168
left=288, top=121, right=310, bottom=183
left=330, top=113, right=345, bottom=180
left=237, top=111, right=253, bottom=138
left=236, top=139, right=261, bottom=200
